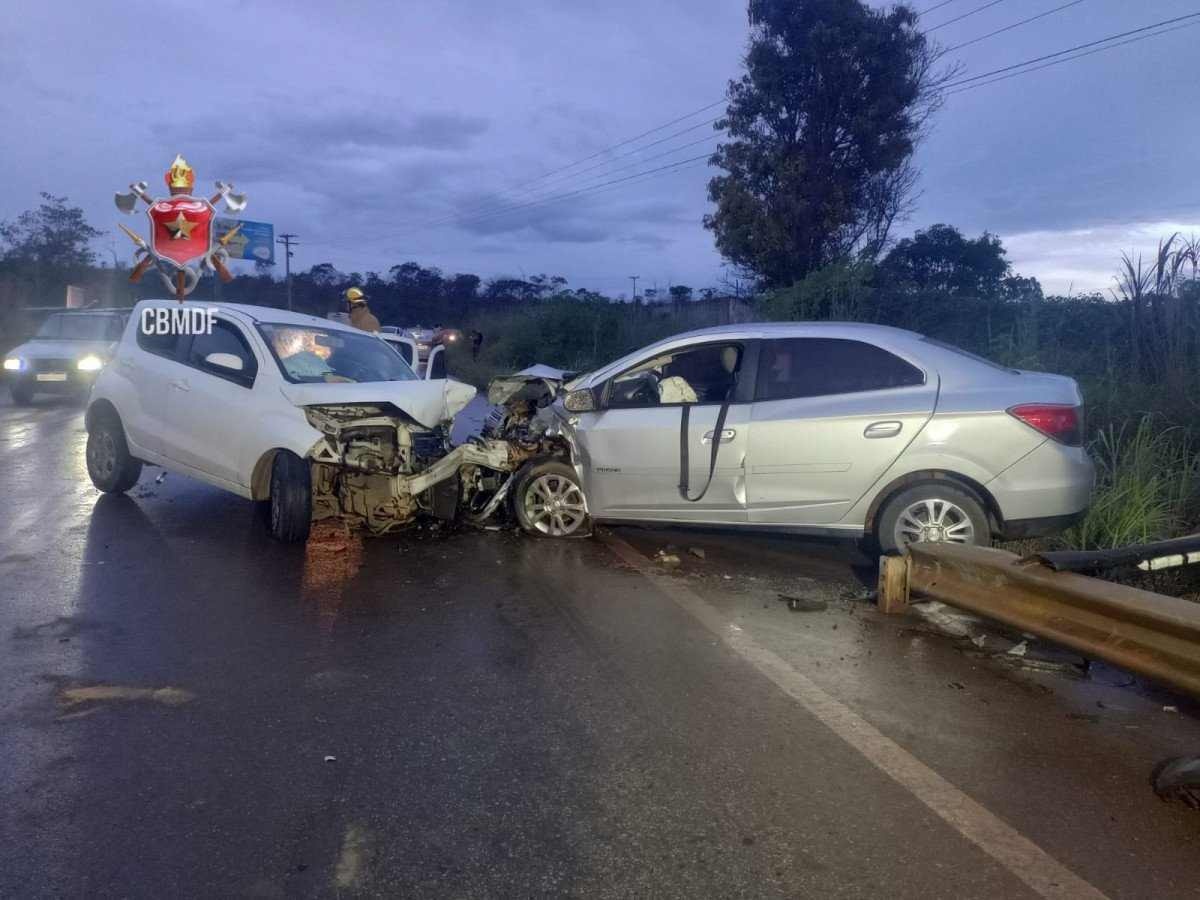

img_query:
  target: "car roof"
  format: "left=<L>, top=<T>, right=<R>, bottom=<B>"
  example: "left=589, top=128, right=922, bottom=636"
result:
left=133, top=299, right=363, bottom=335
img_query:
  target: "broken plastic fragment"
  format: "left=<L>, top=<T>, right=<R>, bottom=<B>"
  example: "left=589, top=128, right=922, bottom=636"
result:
left=324, top=755, right=337, bottom=763
left=1152, top=756, right=1200, bottom=809
left=1006, top=640, right=1028, bottom=657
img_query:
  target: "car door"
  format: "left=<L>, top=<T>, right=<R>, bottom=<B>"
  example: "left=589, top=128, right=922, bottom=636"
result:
left=573, top=340, right=753, bottom=524
left=383, top=334, right=419, bottom=371
left=425, top=345, right=446, bottom=380
left=746, top=337, right=937, bottom=526
left=160, top=317, right=260, bottom=486
left=119, top=314, right=188, bottom=456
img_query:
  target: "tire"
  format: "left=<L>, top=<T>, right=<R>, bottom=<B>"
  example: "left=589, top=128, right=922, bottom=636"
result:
left=86, top=412, right=142, bottom=494
left=875, top=482, right=990, bottom=555
left=266, top=450, right=312, bottom=543
left=10, top=380, right=34, bottom=405
left=511, top=460, right=590, bottom=538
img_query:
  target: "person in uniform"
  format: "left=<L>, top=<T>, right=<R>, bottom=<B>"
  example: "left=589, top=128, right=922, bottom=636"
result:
left=343, top=287, right=381, bottom=333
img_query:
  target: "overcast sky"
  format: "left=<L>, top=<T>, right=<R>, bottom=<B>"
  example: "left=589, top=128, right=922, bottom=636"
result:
left=1, top=0, right=1197, bottom=296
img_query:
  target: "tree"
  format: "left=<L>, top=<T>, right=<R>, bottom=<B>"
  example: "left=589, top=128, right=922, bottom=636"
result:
left=704, top=0, right=951, bottom=287
left=880, top=224, right=1010, bottom=297
left=0, top=193, right=103, bottom=302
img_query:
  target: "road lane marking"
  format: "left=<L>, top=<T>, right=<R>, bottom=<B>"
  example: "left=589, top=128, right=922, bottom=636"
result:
left=600, top=532, right=1108, bottom=900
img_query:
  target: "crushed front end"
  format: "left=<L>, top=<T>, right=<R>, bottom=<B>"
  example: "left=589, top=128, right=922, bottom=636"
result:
left=300, top=382, right=571, bottom=534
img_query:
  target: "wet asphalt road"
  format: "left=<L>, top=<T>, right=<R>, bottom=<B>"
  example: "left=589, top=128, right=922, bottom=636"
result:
left=2, top=393, right=1200, bottom=898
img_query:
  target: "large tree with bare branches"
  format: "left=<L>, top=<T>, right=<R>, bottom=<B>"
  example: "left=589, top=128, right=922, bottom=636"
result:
left=705, top=0, right=952, bottom=287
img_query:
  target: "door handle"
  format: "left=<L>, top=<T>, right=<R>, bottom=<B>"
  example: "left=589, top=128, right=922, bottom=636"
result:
left=169, top=379, right=190, bottom=392
left=702, top=428, right=737, bottom=444
left=864, top=421, right=902, bottom=439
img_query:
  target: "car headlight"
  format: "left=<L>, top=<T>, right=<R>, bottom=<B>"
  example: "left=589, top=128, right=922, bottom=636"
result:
left=76, top=355, right=104, bottom=372
left=3, top=357, right=22, bottom=371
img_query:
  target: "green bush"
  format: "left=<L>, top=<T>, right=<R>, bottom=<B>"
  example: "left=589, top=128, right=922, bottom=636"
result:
left=1064, top=416, right=1200, bottom=550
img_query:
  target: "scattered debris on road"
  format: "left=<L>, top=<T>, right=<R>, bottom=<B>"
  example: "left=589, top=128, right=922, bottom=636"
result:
left=1152, top=756, right=1200, bottom=809
left=779, top=594, right=828, bottom=613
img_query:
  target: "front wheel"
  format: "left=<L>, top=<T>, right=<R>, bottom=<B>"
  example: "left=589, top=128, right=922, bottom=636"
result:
left=266, top=450, right=312, bottom=543
left=86, top=414, right=142, bottom=493
left=512, top=460, right=590, bottom=538
left=875, top=482, right=990, bottom=555
left=10, top=380, right=34, bottom=405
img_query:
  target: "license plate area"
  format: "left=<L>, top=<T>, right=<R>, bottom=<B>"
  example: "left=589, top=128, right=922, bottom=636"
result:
left=36, top=373, right=67, bottom=382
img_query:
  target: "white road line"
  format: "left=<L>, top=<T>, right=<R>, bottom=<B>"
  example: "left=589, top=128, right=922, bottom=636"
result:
left=600, top=532, right=1108, bottom=900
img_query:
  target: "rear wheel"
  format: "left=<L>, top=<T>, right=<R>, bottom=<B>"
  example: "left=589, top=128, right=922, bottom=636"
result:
left=266, top=451, right=312, bottom=543
left=10, top=380, right=34, bottom=405
left=86, top=413, right=142, bottom=494
left=512, top=460, right=590, bottom=538
left=876, top=482, right=990, bottom=555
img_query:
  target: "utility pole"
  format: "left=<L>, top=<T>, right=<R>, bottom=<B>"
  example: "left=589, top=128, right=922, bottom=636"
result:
left=629, top=275, right=639, bottom=302
left=277, top=233, right=299, bottom=310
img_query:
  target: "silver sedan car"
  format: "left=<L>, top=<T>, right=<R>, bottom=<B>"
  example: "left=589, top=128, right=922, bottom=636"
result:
left=511, top=322, right=1093, bottom=551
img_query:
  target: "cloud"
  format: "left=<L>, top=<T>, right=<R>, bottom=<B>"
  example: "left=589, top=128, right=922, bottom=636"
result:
left=1004, top=220, right=1200, bottom=296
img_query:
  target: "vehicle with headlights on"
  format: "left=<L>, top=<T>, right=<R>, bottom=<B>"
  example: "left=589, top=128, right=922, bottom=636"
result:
left=3, top=309, right=129, bottom=404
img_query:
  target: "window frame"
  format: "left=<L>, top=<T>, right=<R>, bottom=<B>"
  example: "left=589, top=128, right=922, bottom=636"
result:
left=179, top=317, right=259, bottom=389
left=753, top=337, right=927, bottom=403
left=135, top=316, right=188, bottom=361
left=600, top=339, right=757, bottom=410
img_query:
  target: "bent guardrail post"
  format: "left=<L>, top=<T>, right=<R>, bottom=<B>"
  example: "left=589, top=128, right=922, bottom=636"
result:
left=878, top=543, right=1200, bottom=699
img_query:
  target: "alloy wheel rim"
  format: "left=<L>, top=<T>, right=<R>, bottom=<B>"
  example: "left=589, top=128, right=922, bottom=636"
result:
left=894, top=498, right=975, bottom=548
left=90, top=431, right=116, bottom=478
left=525, top=473, right=586, bottom=536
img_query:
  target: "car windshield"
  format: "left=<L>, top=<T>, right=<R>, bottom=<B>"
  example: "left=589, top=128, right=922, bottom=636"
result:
left=259, top=324, right=419, bottom=384
left=35, top=314, right=123, bottom=341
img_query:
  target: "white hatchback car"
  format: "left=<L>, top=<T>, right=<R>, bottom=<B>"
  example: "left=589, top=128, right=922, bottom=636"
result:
left=84, top=300, right=484, bottom=541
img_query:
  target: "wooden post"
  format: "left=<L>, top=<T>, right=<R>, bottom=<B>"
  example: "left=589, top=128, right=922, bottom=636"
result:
left=877, top=555, right=910, bottom=614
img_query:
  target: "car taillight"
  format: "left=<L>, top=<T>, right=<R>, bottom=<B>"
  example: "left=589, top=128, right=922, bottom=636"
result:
left=1008, top=403, right=1082, bottom=446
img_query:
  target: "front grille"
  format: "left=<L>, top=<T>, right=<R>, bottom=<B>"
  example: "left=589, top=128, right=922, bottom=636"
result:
left=32, top=358, right=72, bottom=373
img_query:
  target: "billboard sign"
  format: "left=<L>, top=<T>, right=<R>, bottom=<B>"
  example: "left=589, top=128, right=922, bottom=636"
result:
left=214, top=218, right=275, bottom=264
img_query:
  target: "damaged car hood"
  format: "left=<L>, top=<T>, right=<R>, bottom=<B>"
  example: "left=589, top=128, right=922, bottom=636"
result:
left=281, top=379, right=477, bottom=428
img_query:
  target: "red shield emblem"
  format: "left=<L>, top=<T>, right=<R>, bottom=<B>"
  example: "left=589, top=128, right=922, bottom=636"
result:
left=148, top=196, right=214, bottom=267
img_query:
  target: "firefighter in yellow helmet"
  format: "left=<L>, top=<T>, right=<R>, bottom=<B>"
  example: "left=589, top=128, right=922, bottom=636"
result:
left=343, top=287, right=381, bottom=333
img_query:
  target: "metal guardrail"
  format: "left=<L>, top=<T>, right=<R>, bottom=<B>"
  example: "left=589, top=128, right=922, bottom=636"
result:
left=878, top=543, right=1200, bottom=699
left=1023, top=533, right=1200, bottom=573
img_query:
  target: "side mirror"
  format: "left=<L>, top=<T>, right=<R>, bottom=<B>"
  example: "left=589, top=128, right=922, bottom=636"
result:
left=205, top=352, right=244, bottom=372
left=563, top=388, right=596, bottom=412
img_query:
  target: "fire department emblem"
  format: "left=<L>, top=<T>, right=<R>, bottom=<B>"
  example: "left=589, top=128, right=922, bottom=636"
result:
left=114, top=155, right=247, bottom=301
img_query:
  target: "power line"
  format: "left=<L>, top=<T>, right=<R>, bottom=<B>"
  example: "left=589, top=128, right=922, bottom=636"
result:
left=925, top=0, right=1010, bottom=33
left=511, top=99, right=725, bottom=190
left=440, top=154, right=712, bottom=232
left=916, top=0, right=963, bottom=18
left=943, top=11, right=1200, bottom=89
left=948, top=18, right=1200, bottom=95
left=426, top=117, right=724, bottom=228
left=944, top=0, right=1085, bottom=52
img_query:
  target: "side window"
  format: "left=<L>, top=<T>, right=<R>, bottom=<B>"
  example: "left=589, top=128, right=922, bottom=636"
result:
left=136, top=314, right=182, bottom=359
left=608, top=343, right=742, bottom=408
left=756, top=338, right=924, bottom=401
left=185, top=320, right=258, bottom=386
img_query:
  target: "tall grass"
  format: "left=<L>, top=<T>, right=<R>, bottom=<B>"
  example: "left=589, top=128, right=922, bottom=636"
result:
left=1064, top=416, right=1200, bottom=550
